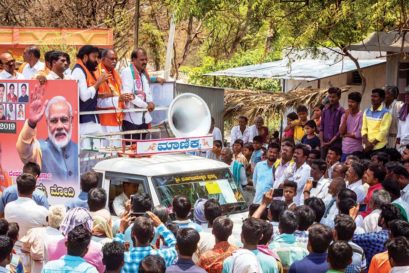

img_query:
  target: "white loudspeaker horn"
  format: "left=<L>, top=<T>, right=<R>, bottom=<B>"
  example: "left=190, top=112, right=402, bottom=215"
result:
left=167, top=93, right=211, bottom=138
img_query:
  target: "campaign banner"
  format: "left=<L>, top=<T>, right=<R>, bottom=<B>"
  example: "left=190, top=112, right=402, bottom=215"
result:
left=135, top=135, right=213, bottom=155
left=0, top=80, right=79, bottom=204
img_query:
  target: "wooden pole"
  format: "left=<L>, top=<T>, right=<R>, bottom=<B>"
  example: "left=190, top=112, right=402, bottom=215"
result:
left=134, top=0, right=140, bottom=49
left=164, top=15, right=176, bottom=80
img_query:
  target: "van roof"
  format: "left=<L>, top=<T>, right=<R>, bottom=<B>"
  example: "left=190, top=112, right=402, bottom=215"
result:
left=93, top=153, right=229, bottom=177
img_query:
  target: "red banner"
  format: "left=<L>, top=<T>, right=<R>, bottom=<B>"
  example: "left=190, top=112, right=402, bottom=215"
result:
left=0, top=80, right=79, bottom=204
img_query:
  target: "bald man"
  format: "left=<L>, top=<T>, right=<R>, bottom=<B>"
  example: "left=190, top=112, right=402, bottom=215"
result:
left=0, top=52, right=25, bottom=79
left=96, top=49, right=133, bottom=146
left=21, top=46, right=45, bottom=79
left=249, top=116, right=269, bottom=144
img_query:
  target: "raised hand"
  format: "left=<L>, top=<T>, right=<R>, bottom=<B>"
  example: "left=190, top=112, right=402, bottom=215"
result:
left=146, top=211, right=162, bottom=227
left=261, top=189, right=273, bottom=206
left=118, top=211, right=135, bottom=233
left=28, top=85, right=48, bottom=127
left=349, top=204, right=359, bottom=220
left=304, top=178, right=313, bottom=192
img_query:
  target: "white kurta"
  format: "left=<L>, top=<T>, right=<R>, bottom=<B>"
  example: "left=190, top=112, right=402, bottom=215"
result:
left=71, top=66, right=102, bottom=150
left=22, top=61, right=45, bottom=79
left=0, top=70, right=25, bottom=79
left=120, top=67, right=153, bottom=125
left=386, top=100, right=403, bottom=148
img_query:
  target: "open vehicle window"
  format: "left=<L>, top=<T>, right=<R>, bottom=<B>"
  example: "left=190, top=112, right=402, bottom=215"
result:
left=152, top=168, right=247, bottom=214
left=108, top=177, right=146, bottom=216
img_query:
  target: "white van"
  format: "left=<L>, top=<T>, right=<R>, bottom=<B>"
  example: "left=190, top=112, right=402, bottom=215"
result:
left=93, top=153, right=248, bottom=238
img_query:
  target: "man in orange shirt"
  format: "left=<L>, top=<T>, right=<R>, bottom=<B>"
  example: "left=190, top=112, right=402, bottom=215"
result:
left=95, top=49, right=133, bottom=147
left=198, top=216, right=238, bottom=273
left=368, top=220, right=409, bottom=273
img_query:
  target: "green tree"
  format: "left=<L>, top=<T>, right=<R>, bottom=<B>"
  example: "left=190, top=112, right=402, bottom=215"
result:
left=183, top=47, right=281, bottom=91
left=277, top=0, right=409, bottom=92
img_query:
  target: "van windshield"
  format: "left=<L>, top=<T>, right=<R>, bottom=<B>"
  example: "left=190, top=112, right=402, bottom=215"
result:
left=151, top=168, right=247, bottom=214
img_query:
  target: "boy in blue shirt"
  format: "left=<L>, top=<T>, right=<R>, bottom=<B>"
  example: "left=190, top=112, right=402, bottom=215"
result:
left=250, top=136, right=264, bottom=171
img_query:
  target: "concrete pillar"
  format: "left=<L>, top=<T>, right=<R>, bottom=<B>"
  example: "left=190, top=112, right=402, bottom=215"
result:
left=386, top=53, right=400, bottom=86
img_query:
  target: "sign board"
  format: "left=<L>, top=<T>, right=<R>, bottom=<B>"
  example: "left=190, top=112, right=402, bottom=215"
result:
left=0, top=80, right=79, bottom=204
left=135, top=135, right=213, bottom=155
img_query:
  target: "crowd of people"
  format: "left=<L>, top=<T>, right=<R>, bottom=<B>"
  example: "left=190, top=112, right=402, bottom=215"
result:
left=194, top=86, right=409, bottom=272
left=1, top=46, right=409, bottom=273
left=0, top=157, right=408, bottom=273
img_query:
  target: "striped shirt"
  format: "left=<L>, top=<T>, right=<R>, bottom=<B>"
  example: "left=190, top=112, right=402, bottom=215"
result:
left=114, top=224, right=177, bottom=273
left=361, top=104, right=392, bottom=150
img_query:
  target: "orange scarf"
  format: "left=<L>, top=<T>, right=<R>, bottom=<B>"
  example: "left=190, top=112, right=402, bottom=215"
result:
left=95, top=63, right=123, bottom=126
left=76, top=59, right=97, bottom=87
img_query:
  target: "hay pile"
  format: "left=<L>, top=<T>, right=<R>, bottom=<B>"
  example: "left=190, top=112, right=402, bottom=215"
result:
left=224, top=86, right=350, bottom=121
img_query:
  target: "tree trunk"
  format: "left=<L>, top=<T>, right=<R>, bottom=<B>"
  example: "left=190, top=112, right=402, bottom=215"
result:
left=133, top=0, right=140, bottom=49
left=342, top=48, right=367, bottom=94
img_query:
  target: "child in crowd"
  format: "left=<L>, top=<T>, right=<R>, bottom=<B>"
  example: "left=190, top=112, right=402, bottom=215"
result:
left=242, top=143, right=254, bottom=164
left=284, top=112, right=298, bottom=140
left=232, top=139, right=248, bottom=166
left=301, top=120, right=320, bottom=150
left=327, top=241, right=353, bottom=273
left=283, top=180, right=297, bottom=210
left=312, top=105, right=323, bottom=132
left=242, top=142, right=254, bottom=181
left=250, top=136, right=264, bottom=170
left=293, top=105, right=309, bottom=144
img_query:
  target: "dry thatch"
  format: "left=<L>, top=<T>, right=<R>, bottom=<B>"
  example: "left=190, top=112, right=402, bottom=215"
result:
left=224, top=86, right=350, bottom=121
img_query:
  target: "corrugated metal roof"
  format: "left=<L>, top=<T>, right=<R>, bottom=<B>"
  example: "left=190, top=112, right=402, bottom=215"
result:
left=206, top=58, right=386, bottom=80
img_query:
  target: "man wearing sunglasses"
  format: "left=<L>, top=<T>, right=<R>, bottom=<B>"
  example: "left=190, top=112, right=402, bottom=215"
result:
left=0, top=52, right=25, bottom=79
left=16, top=93, right=78, bottom=183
